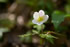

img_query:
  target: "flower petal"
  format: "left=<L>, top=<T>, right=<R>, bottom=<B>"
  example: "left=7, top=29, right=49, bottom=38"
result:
left=32, top=19, right=43, bottom=25
left=39, top=10, right=45, bottom=16
left=37, top=22, right=43, bottom=25
left=33, top=12, right=39, bottom=19
left=43, top=15, right=49, bottom=22
left=32, top=10, right=49, bottom=25
left=32, top=19, right=38, bottom=24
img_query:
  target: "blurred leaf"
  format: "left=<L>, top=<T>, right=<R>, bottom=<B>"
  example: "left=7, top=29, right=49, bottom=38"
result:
left=0, top=28, right=9, bottom=38
left=24, top=32, right=32, bottom=43
left=0, top=19, right=14, bottom=28
left=32, top=30, right=39, bottom=34
left=33, top=24, right=45, bottom=32
left=38, top=0, right=44, bottom=6
left=19, top=33, right=32, bottom=38
left=23, top=35, right=32, bottom=43
left=38, top=0, right=45, bottom=9
left=0, top=32, right=3, bottom=38
left=16, top=0, right=38, bottom=6
left=45, top=34, right=55, bottom=44
left=65, top=5, right=70, bottom=14
left=52, top=11, right=65, bottom=29
left=46, top=34, right=56, bottom=39
left=0, top=0, right=8, bottom=2
left=0, top=28, right=9, bottom=32
left=27, top=20, right=33, bottom=26
left=65, top=14, right=70, bottom=17
left=39, top=34, right=46, bottom=38
left=67, top=0, right=70, bottom=4
left=40, top=34, right=56, bottom=44
left=58, top=26, right=68, bottom=32
left=19, top=32, right=32, bottom=43
left=46, top=37, right=54, bottom=44
left=46, top=0, right=54, bottom=14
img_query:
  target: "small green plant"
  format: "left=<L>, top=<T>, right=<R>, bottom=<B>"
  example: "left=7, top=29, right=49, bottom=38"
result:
left=19, top=10, right=57, bottom=44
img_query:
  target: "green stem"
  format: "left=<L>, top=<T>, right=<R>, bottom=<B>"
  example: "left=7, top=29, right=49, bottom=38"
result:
left=41, top=25, right=43, bottom=33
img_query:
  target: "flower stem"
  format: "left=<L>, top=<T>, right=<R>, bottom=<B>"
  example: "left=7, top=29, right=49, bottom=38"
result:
left=41, top=25, right=43, bottom=33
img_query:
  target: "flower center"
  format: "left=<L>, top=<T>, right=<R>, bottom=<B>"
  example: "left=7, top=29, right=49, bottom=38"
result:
left=37, top=16, right=44, bottom=22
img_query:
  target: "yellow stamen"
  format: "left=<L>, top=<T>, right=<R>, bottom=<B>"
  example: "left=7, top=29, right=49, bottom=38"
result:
left=37, top=16, right=44, bottom=22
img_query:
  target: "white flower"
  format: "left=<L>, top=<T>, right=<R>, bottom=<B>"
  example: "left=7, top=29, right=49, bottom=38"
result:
left=32, top=10, right=49, bottom=25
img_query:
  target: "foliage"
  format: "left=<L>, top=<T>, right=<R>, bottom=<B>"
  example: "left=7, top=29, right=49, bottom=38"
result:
left=0, top=19, right=15, bottom=39
left=0, top=0, right=8, bottom=3
left=0, top=0, right=70, bottom=47
left=0, top=19, right=15, bottom=28
left=0, top=28, right=9, bottom=38
left=40, top=34, right=56, bottom=44
left=52, top=10, right=65, bottom=29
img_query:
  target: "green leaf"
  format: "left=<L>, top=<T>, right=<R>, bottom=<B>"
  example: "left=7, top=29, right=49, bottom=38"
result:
left=52, top=11, right=65, bottom=29
left=0, top=32, right=3, bottom=38
left=16, top=0, right=38, bottom=6
left=27, top=20, right=33, bottom=26
left=39, top=34, right=56, bottom=44
left=46, top=34, right=56, bottom=39
left=38, top=0, right=45, bottom=9
left=0, top=28, right=9, bottom=38
left=46, top=0, right=54, bottom=14
left=0, top=0, right=8, bottom=2
left=39, top=34, right=46, bottom=38
left=19, top=32, right=32, bottom=42
left=65, top=5, right=70, bottom=14
left=33, top=24, right=45, bottom=32
left=0, top=28, right=9, bottom=32
left=37, top=25, right=43, bottom=31
left=45, top=34, right=55, bottom=44
left=46, top=37, right=54, bottom=44
left=19, top=33, right=32, bottom=38
left=32, top=30, right=39, bottom=34
left=33, top=25, right=41, bottom=31
left=67, top=0, right=70, bottom=5
left=65, top=14, right=70, bottom=17
left=0, top=19, right=14, bottom=28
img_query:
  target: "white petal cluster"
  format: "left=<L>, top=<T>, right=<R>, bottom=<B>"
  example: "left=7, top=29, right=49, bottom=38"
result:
left=32, top=10, right=49, bottom=25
